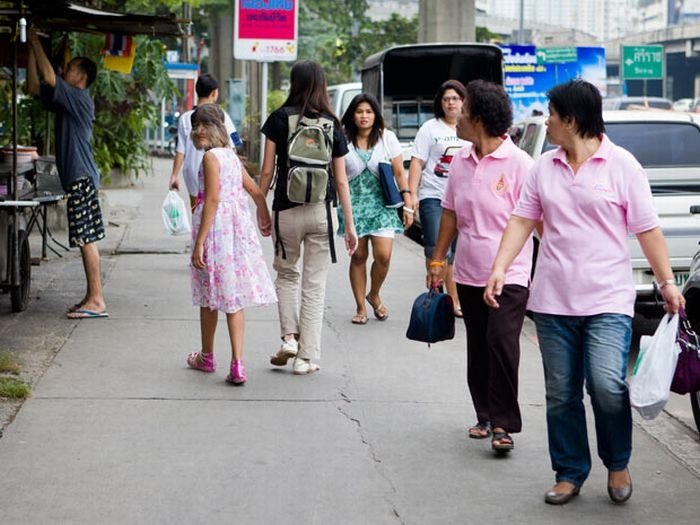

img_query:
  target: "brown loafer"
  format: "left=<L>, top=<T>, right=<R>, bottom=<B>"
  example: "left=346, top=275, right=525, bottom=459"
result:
left=608, top=469, right=632, bottom=504
left=544, top=483, right=580, bottom=505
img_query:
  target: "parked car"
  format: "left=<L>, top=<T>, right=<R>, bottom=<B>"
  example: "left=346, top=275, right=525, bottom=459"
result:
left=673, top=98, right=695, bottom=112
left=327, top=82, right=362, bottom=119
left=602, top=96, right=673, bottom=110
left=517, top=110, right=700, bottom=316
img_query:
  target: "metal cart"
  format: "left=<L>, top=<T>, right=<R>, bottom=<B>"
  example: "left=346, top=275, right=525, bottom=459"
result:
left=0, top=7, right=36, bottom=311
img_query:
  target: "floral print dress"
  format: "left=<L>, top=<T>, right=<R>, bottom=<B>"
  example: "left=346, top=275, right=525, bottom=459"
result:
left=191, top=147, right=276, bottom=313
left=337, top=148, right=403, bottom=238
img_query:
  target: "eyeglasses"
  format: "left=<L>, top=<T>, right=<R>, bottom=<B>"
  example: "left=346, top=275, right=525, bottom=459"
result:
left=442, top=96, right=461, bottom=103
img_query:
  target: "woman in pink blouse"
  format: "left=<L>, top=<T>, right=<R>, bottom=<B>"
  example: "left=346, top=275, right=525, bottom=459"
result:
left=428, top=80, right=534, bottom=454
left=484, top=80, right=683, bottom=506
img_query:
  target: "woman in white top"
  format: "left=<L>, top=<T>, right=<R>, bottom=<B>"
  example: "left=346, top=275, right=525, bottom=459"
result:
left=338, top=93, right=413, bottom=324
left=408, top=80, right=468, bottom=316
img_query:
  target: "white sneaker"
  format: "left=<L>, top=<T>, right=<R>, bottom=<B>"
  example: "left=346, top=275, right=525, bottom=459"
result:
left=292, top=357, right=320, bottom=375
left=270, top=338, right=298, bottom=366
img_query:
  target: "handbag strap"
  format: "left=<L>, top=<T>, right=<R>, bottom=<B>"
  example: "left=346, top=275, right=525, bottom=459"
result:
left=380, top=133, right=392, bottom=162
left=677, top=307, right=700, bottom=356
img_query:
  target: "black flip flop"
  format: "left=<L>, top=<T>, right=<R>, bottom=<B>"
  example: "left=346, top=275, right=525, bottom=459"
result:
left=492, top=431, right=514, bottom=451
left=468, top=422, right=492, bottom=439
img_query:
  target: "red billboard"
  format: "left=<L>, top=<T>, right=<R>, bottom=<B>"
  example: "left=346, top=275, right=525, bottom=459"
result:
left=234, top=0, right=298, bottom=61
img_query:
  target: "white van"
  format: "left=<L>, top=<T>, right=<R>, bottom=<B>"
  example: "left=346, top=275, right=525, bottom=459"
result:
left=327, top=82, right=362, bottom=119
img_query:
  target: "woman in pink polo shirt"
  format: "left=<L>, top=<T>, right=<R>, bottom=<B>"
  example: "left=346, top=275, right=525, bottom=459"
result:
left=484, top=80, right=684, bottom=506
left=428, top=80, right=534, bottom=454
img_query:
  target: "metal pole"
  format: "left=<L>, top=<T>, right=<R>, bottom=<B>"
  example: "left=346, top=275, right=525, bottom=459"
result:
left=259, top=61, right=268, bottom=166
left=519, top=0, right=525, bottom=44
left=620, top=45, right=626, bottom=96
left=11, top=21, right=17, bottom=201
left=182, top=2, right=191, bottom=63
left=11, top=16, right=19, bottom=287
left=662, top=48, right=667, bottom=99
left=160, top=98, right=166, bottom=152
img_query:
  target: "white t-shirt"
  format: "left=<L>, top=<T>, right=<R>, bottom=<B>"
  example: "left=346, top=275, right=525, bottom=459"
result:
left=411, top=117, right=467, bottom=200
left=344, top=129, right=402, bottom=181
left=176, top=109, right=238, bottom=196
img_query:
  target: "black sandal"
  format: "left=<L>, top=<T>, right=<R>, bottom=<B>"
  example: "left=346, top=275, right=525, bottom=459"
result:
left=468, top=422, right=491, bottom=439
left=491, top=431, right=514, bottom=451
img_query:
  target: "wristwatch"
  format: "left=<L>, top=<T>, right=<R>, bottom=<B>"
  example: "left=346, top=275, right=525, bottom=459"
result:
left=657, top=279, right=676, bottom=290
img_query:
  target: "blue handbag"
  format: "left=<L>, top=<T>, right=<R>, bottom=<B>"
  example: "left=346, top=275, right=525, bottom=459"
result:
left=378, top=162, right=403, bottom=208
left=406, top=288, right=455, bottom=346
left=377, top=134, right=403, bottom=209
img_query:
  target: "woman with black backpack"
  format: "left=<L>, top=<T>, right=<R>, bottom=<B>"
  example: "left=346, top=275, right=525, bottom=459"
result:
left=259, top=60, right=358, bottom=375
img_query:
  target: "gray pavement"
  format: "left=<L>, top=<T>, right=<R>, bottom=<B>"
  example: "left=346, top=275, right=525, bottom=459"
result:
left=0, top=157, right=699, bottom=524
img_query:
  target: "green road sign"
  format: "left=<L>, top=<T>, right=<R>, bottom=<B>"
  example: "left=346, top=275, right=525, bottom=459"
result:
left=536, top=47, right=578, bottom=64
left=621, top=45, right=664, bottom=79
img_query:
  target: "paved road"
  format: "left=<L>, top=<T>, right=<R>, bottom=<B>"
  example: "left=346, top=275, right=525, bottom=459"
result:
left=0, top=158, right=698, bottom=524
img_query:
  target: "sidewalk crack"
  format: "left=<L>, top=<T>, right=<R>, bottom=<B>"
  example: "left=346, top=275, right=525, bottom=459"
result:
left=336, top=392, right=405, bottom=524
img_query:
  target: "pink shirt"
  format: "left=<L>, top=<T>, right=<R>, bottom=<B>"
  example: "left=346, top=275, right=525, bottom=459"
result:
left=442, top=136, right=534, bottom=287
left=513, top=134, right=659, bottom=317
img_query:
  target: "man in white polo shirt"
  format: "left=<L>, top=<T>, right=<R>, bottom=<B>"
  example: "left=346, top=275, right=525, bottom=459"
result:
left=168, top=74, right=242, bottom=207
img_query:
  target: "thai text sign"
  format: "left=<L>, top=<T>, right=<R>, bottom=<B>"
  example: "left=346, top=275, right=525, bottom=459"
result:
left=234, top=0, right=298, bottom=61
left=502, top=45, right=607, bottom=121
left=536, top=47, right=578, bottom=64
left=621, top=45, right=664, bottom=79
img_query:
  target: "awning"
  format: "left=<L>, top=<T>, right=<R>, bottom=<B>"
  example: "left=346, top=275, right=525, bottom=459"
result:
left=6, top=1, right=188, bottom=36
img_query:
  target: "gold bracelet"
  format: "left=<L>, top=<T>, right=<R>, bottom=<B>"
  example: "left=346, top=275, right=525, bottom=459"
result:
left=429, top=260, right=446, bottom=267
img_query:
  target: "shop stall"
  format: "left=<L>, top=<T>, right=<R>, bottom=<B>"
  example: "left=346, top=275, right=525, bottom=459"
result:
left=0, top=0, right=186, bottom=311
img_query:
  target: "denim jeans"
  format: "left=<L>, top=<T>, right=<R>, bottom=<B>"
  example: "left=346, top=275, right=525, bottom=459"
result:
left=419, top=198, right=455, bottom=262
left=532, top=313, right=633, bottom=487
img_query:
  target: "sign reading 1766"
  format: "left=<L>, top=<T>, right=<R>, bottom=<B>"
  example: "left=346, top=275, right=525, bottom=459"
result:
left=621, top=45, right=664, bottom=80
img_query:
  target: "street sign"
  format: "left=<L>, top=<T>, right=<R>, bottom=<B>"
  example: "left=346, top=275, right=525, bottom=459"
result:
left=233, top=0, right=298, bottom=62
left=621, top=45, right=664, bottom=79
left=536, top=47, right=578, bottom=64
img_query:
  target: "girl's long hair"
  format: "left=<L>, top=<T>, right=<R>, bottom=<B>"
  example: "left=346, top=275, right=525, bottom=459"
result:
left=281, top=60, right=337, bottom=123
left=341, top=93, right=384, bottom=149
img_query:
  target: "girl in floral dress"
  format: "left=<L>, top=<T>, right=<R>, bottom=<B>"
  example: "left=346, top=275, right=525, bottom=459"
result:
left=338, top=93, right=413, bottom=324
left=186, top=104, right=276, bottom=385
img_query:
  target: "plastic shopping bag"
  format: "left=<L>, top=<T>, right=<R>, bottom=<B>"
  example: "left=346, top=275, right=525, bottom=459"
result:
left=629, top=313, right=681, bottom=420
left=161, top=190, right=191, bottom=236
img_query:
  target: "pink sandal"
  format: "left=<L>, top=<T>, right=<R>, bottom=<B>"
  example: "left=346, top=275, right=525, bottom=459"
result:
left=226, top=359, right=246, bottom=385
left=186, top=351, right=216, bottom=373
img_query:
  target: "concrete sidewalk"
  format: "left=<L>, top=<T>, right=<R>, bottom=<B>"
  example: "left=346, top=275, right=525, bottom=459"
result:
left=0, top=157, right=699, bottom=524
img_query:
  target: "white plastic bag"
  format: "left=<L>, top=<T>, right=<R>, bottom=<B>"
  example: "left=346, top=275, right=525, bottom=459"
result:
left=629, top=313, right=681, bottom=420
left=161, top=190, right=191, bottom=236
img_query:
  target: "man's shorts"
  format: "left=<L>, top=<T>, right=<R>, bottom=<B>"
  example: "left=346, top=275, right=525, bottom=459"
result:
left=67, top=177, right=105, bottom=248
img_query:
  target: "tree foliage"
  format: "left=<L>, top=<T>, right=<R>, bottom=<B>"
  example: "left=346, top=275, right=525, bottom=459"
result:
left=476, top=26, right=501, bottom=43
left=96, top=0, right=419, bottom=85
left=299, top=0, right=418, bottom=84
left=68, top=33, right=179, bottom=178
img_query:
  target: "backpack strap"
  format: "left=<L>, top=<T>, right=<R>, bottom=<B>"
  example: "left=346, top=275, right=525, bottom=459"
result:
left=274, top=210, right=287, bottom=260
left=326, top=199, right=337, bottom=264
left=286, top=111, right=301, bottom=142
